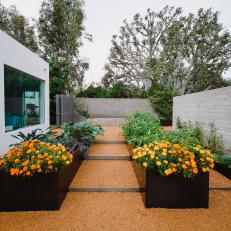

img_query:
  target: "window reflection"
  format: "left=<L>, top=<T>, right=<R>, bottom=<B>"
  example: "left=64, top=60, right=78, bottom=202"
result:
left=4, top=65, right=45, bottom=132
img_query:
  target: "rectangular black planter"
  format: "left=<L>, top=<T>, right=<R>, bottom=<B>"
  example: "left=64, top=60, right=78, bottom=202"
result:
left=160, top=119, right=172, bottom=126
left=146, top=169, right=209, bottom=208
left=214, top=163, right=231, bottom=180
left=0, top=151, right=84, bottom=211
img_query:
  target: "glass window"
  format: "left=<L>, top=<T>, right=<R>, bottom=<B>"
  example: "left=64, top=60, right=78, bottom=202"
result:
left=4, top=65, right=45, bottom=132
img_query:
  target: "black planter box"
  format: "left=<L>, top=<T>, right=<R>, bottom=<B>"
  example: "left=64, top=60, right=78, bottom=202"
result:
left=214, top=163, right=231, bottom=180
left=146, top=169, right=209, bottom=208
left=160, top=119, right=172, bottom=126
left=0, top=150, right=84, bottom=211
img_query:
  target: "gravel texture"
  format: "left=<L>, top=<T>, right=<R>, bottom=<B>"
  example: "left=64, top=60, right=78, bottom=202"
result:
left=95, top=126, right=125, bottom=142
left=0, top=191, right=231, bottom=231
left=70, top=160, right=139, bottom=188
left=210, top=170, right=231, bottom=187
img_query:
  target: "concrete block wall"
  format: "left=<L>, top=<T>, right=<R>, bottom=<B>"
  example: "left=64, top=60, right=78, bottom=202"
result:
left=173, top=87, right=231, bottom=153
left=75, top=98, right=154, bottom=118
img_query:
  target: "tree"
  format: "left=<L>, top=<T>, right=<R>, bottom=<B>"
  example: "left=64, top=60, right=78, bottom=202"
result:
left=38, top=0, right=90, bottom=96
left=102, top=6, right=182, bottom=87
left=103, top=6, right=231, bottom=94
left=0, top=1, right=38, bottom=52
left=160, top=8, right=231, bottom=94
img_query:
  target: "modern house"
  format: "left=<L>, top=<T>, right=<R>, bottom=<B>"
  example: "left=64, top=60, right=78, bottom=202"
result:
left=0, top=29, right=49, bottom=154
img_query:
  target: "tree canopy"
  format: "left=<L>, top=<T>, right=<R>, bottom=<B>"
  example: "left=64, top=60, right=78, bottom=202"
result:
left=103, top=6, right=231, bottom=94
left=0, top=1, right=38, bottom=52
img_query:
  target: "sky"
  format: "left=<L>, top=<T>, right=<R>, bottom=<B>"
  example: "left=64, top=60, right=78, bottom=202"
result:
left=2, top=0, right=231, bottom=85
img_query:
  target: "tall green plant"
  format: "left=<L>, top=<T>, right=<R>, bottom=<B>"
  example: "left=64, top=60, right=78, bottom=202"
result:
left=149, top=83, right=179, bottom=120
left=123, top=110, right=162, bottom=147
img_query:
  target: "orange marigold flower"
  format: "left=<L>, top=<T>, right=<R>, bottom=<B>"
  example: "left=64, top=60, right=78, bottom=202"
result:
left=182, top=164, right=187, bottom=169
left=193, top=168, right=198, bottom=174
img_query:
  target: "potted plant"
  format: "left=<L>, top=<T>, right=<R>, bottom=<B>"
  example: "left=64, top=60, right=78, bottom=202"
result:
left=132, top=141, right=214, bottom=208
left=0, top=139, right=74, bottom=211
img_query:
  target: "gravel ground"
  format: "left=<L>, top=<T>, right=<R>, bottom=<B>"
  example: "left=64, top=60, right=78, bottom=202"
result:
left=70, top=160, right=139, bottom=188
left=95, top=126, right=125, bottom=142
left=0, top=191, right=231, bottom=231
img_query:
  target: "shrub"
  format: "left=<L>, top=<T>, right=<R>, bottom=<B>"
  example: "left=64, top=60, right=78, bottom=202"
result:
left=123, top=110, right=162, bottom=147
left=221, top=155, right=231, bottom=169
left=148, top=83, right=179, bottom=120
left=77, top=82, right=148, bottom=98
left=174, top=119, right=225, bottom=162
left=56, top=120, right=104, bottom=153
left=163, top=120, right=203, bottom=148
left=0, top=140, right=73, bottom=177
left=77, top=85, right=110, bottom=98
left=132, top=141, right=214, bottom=178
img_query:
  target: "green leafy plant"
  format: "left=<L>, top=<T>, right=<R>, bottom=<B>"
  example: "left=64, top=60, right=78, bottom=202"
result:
left=221, top=155, right=231, bottom=169
left=11, top=128, right=56, bottom=146
left=203, top=123, right=225, bottom=162
left=57, top=120, right=104, bottom=153
left=148, top=83, right=179, bottom=120
left=123, top=110, right=162, bottom=147
left=173, top=119, right=225, bottom=162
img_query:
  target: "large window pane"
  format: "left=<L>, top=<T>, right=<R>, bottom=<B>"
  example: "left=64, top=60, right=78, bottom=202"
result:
left=4, top=65, right=45, bottom=132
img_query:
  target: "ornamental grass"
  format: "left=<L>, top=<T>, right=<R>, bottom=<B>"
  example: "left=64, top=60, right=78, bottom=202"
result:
left=0, top=139, right=73, bottom=177
left=132, top=141, right=214, bottom=178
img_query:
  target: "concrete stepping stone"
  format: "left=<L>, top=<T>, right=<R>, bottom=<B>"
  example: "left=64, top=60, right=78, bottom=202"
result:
left=69, top=160, right=140, bottom=192
left=87, top=144, right=130, bottom=160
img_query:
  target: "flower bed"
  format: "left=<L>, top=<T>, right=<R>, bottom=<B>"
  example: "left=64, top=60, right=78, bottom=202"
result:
left=130, top=141, right=214, bottom=208
left=0, top=140, right=83, bottom=211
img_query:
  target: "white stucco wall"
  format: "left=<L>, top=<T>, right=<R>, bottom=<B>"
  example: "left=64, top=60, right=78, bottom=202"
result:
left=173, top=87, right=231, bottom=154
left=0, top=30, right=49, bottom=154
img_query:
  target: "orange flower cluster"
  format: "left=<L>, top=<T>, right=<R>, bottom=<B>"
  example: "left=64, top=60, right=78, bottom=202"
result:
left=132, top=141, right=214, bottom=178
left=0, top=139, right=73, bottom=177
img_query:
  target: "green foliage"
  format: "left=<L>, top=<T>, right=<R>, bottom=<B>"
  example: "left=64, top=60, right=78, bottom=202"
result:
left=38, top=0, right=90, bottom=119
left=10, top=128, right=56, bottom=146
left=57, top=120, right=104, bottom=153
left=203, top=123, right=225, bottom=162
left=103, top=6, right=231, bottom=94
left=173, top=119, right=225, bottom=162
left=77, top=82, right=148, bottom=98
left=122, top=111, right=162, bottom=147
left=148, top=83, right=179, bottom=120
left=163, top=121, right=203, bottom=147
left=77, top=85, right=110, bottom=98
left=221, top=156, right=231, bottom=169
left=0, top=2, right=38, bottom=52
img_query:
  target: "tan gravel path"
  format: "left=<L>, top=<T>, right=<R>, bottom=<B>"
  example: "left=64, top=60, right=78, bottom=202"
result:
left=70, top=160, right=139, bottom=188
left=95, top=126, right=125, bottom=142
left=210, top=170, right=231, bottom=187
left=0, top=191, right=231, bottom=231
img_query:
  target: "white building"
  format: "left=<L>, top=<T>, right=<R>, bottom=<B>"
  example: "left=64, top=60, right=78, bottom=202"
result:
left=0, top=30, right=49, bottom=154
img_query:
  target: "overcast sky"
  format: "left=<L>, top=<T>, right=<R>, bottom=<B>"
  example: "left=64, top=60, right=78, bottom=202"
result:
left=2, top=0, right=231, bottom=85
